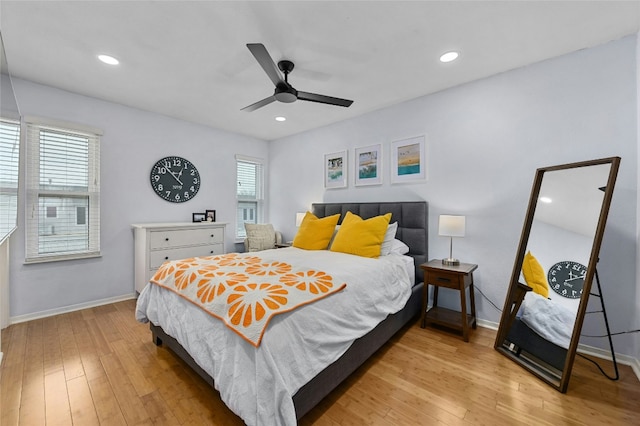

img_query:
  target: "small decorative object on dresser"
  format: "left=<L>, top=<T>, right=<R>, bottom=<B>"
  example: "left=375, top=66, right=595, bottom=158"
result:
left=192, top=212, right=206, bottom=222
left=420, top=260, right=478, bottom=342
left=132, top=222, right=227, bottom=293
left=205, top=209, right=216, bottom=222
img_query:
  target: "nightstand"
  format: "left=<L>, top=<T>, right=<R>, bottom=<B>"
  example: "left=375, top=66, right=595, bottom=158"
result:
left=420, top=259, right=478, bottom=342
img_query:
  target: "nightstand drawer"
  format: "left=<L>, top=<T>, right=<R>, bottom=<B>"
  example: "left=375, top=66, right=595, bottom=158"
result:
left=427, top=270, right=461, bottom=289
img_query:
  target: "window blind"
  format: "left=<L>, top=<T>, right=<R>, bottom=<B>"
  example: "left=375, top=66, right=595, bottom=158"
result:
left=24, top=120, right=101, bottom=262
left=236, top=155, right=264, bottom=239
left=0, top=119, right=20, bottom=242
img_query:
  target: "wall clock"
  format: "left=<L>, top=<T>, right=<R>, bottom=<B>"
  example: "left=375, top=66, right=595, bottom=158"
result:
left=547, top=260, right=587, bottom=299
left=150, top=156, right=200, bottom=203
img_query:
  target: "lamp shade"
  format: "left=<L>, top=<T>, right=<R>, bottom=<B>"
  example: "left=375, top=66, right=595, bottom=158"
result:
left=438, top=215, right=466, bottom=237
left=295, top=212, right=306, bottom=227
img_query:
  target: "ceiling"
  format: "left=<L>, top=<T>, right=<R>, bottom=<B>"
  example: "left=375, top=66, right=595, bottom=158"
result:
left=1, top=1, right=639, bottom=141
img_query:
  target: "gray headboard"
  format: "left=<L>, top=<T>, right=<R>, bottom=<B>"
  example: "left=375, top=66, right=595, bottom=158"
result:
left=311, top=201, right=428, bottom=284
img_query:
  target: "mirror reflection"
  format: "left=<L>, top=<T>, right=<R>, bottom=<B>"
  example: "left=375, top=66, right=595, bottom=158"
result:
left=495, top=157, right=620, bottom=392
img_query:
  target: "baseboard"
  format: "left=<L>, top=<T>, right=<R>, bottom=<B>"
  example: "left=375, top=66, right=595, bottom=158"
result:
left=476, top=319, right=640, bottom=382
left=9, top=293, right=137, bottom=325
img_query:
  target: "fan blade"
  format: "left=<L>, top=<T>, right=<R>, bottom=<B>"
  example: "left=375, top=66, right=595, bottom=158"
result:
left=297, top=91, right=353, bottom=107
left=241, top=95, right=276, bottom=112
left=247, top=43, right=284, bottom=87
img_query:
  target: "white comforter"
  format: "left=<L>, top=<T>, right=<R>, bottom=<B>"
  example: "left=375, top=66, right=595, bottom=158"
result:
left=136, top=247, right=412, bottom=425
left=520, top=292, right=577, bottom=349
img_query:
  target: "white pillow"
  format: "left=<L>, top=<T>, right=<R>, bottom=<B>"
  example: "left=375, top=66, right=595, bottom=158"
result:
left=244, top=223, right=276, bottom=251
left=380, top=222, right=398, bottom=256
left=389, top=239, right=410, bottom=255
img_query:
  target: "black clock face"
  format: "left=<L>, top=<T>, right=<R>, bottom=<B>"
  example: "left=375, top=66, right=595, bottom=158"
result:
left=150, top=156, right=200, bottom=203
left=547, top=261, right=587, bottom=299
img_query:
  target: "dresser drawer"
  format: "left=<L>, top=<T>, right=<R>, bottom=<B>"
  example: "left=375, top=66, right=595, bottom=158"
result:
left=149, top=227, right=224, bottom=249
left=149, top=244, right=224, bottom=269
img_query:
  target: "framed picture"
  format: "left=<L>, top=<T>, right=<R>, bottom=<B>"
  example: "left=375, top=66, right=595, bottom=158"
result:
left=324, top=150, right=347, bottom=188
left=355, top=144, right=382, bottom=186
left=390, top=135, right=427, bottom=183
left=192, top=212, right=206, bottom=222
left=205, top=209, right=216, bottom=222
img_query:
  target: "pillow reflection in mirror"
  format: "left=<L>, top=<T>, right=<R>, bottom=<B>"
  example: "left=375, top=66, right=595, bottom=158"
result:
left=522, top=251, right=549, bottom=298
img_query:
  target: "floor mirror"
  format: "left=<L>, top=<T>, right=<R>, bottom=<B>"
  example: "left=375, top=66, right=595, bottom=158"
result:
left=494, top=156, right=620, bottom=392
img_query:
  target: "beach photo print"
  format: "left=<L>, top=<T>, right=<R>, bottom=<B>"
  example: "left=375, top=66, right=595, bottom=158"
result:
left=391, top=135, right=426, bottom=183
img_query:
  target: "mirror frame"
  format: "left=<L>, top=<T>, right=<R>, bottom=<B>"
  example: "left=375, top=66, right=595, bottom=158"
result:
left=494, top=156, right=620, bottom=392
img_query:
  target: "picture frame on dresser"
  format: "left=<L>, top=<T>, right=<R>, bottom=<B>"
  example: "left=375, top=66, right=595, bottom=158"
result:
left=205, top=210, right=216, bottom=222
left=192, top=212, right=206, bottom=222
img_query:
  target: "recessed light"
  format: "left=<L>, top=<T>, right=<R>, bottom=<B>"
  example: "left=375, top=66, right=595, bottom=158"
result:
left=98, top=54, right=119, bottom=65
left=539, top=197, right=552, bottom=203
left=275, top=116, right=286, bottom=122
left=439, top=51, right=459, bottom=63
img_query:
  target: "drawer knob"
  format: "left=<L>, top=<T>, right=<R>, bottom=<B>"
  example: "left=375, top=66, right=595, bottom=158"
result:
left=210, top=250, right=214, bottom=254
left=210, top=234, right=214, bottom=237
left=165, top=237, right=169, bottom=241
left=165, top=256, right=169, bottom=260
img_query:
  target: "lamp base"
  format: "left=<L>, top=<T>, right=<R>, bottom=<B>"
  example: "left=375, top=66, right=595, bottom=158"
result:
left=442, top=258, right=460, bottom=266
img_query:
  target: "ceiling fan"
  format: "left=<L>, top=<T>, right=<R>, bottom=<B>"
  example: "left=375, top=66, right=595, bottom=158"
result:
left=241, top=43, right=353, bottom=112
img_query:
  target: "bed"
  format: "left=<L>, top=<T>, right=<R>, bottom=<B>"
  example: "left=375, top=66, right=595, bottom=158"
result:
left=135, top=201, right=428, bottom=424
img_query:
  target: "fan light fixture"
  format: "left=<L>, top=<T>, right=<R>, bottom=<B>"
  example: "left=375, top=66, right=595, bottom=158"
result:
left=439, top=215, right=466, bottom=266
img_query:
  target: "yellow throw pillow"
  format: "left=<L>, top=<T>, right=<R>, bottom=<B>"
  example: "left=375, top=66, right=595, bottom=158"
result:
left=292, top=212, right=340, bottom=250
left=522, top=251, right=550, bottom=298
left=330, top=211, right=392, bottom=258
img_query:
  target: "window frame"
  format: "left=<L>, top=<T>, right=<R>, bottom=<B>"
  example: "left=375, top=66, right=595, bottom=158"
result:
left=0, top=118, right=20, bottom=244
left=235, top=155, right=264, bottom=241
left=23, top=117, right=102, bottom=263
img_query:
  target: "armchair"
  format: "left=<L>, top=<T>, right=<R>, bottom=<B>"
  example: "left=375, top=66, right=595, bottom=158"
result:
left=243, top=223, right=283, bottom=252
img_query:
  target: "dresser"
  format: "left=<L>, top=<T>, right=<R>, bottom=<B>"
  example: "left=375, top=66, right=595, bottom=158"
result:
left=132, top=222, right=227, bottom=293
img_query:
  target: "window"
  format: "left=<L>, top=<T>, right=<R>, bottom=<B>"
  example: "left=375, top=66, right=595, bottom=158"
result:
left=236, top=155, right=264, bottom=239
left=24, top=118, right=101, bottom=262
left=0, top=119, right=20, bottom=242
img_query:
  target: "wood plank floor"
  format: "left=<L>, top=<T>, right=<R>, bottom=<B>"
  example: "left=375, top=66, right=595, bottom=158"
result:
left=1, top=299, right=638, bottom=425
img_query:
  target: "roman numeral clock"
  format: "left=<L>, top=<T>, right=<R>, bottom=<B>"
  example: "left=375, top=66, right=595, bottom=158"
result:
left=150, top=156, right=200, bottom=203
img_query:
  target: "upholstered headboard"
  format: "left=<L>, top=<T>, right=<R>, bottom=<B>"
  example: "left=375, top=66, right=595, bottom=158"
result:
left=311, top=201, right=428, bottom=284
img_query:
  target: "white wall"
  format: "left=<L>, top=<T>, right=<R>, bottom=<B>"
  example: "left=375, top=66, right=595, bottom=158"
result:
left=8, top=79, right=269, bottom=319
left=269, top=36, right=638, bottom=357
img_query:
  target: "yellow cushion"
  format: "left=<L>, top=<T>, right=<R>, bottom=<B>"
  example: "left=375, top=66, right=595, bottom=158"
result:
left=330, top=211, right=392, bottom=258
left=522, top=251, right=549, bottom=298
left=292, top=212, right=340, bottom=250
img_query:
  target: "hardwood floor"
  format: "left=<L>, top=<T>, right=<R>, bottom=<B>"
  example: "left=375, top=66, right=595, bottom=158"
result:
left=1, top=299, right=638, bottom=425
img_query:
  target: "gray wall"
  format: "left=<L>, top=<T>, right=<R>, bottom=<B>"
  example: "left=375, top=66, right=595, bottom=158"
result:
left=8, top=79, right=269, bottom=319
left=268, top=35, right=639, bottom=358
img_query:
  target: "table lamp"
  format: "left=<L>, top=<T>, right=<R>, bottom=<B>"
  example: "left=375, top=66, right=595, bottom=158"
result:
left=295, top=212, right=306, bottom=227
left=439, top=215, right=466, bottom=266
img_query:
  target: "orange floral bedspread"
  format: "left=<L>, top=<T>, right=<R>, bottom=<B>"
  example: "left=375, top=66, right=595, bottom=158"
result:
left=149, top=252, right=346, bottom=347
